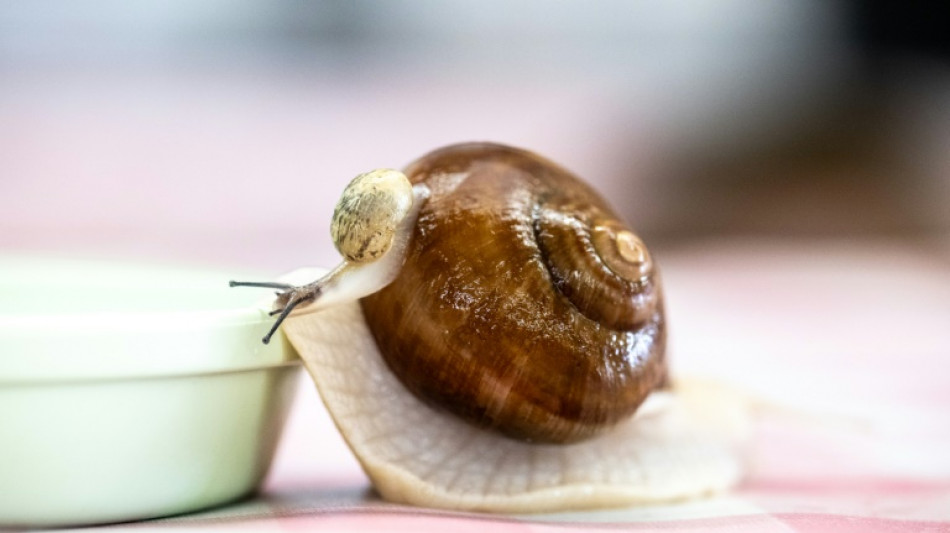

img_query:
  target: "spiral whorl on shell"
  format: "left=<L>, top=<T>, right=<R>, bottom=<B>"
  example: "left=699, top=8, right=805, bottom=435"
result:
left=360, top=143, right=667, bottom=443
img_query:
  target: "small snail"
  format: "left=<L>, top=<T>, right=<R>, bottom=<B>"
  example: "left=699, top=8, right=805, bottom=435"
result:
left=232, top=167, right=429, bottom=343
left=233, top=143, right=749, bottom=512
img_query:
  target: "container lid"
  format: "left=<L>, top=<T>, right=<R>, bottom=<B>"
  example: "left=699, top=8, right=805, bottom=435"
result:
left=0, top=256, right=299, bottom=383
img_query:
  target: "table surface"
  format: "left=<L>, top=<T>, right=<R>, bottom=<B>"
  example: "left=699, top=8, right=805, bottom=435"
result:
left=61, top=239, right=949, bottom=533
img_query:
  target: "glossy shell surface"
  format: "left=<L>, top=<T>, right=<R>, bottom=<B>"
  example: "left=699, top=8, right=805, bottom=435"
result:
left=361, top=143, right=667, bottom=443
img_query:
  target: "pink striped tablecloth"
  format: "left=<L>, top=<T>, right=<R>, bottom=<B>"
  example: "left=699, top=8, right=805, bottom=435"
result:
left=105, top=241, right=950, bottom=532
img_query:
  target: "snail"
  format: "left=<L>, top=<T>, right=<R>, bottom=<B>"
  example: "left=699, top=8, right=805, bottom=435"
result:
left=232, top=143, right=750, bottom=513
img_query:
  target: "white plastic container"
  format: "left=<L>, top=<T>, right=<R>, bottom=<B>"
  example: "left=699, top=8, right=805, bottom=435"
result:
left=0, top=257, right=301, bottom=527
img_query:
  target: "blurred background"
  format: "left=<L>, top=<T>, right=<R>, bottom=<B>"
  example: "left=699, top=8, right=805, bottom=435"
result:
left=3, top=1, right=950, bottom=508
left=2, top=0, right=948, bottom=271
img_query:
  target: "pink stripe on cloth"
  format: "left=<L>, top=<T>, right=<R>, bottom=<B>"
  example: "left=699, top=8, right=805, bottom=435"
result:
left=772, top=514, right=950, bottom=533
left=748, top=477, right=950, bottom=494
left=121, top=510, right=950, bottom=532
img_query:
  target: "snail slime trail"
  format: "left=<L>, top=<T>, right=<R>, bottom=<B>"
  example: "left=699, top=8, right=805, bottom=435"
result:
left=361, top=143, right=667, bottom=444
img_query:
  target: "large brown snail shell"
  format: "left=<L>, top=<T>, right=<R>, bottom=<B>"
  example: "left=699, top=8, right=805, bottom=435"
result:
left=360, top=143, right=668, bottom=443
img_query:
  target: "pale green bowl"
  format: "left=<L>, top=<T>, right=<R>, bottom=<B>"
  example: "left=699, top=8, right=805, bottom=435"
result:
left=0, top=257, right=300, bottom=527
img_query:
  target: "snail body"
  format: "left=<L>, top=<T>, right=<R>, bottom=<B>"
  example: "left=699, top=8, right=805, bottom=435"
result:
left=361, top=143, right=667, bottom=443
left=232, top=143, right=750, bottom=512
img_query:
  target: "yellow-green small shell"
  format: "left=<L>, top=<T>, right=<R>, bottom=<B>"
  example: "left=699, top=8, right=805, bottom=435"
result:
left=331, top=169, right=414, bottom=264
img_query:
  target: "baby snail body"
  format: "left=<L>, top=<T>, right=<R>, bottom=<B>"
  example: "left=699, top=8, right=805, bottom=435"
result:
left=361, top=143, right=667, bottom=444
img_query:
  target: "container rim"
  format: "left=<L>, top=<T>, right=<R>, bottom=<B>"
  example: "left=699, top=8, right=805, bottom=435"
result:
left=0, top=359, right=302, bottom=386
left=0, top=256, right=303, bottom=382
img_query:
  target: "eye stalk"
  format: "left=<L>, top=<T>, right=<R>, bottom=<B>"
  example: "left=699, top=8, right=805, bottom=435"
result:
left=230, top=169, right=429, bottom=344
